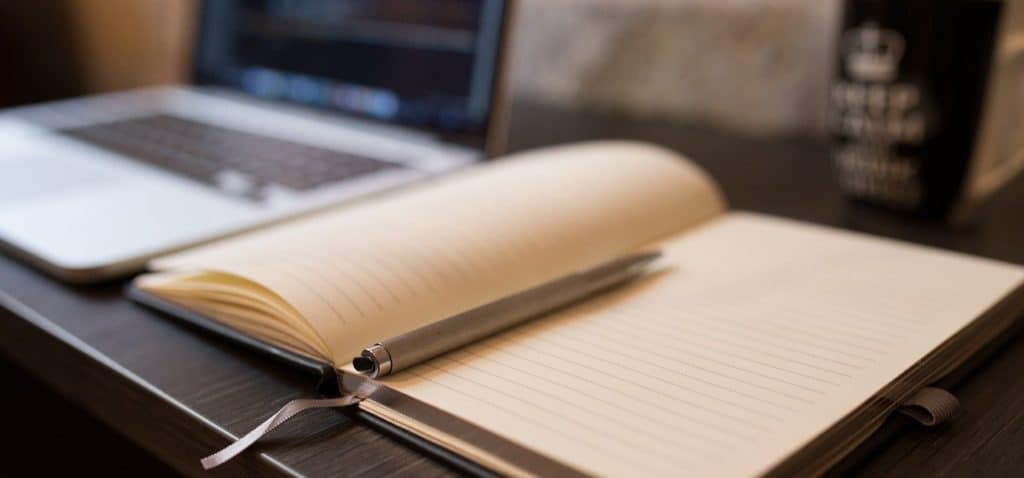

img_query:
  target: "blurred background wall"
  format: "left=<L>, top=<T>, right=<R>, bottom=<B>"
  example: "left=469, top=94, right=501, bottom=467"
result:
left=512, top=0, right=841, bottom=136
left=0, top=0, right=196, bottom=107
left=0, top=0, right=840, bottom=136
left=62, top=0, right=194, bottom=92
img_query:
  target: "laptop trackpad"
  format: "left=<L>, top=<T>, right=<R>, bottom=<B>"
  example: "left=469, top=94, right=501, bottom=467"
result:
left=0, top=140, right=258, bottom=273
left=0, top=156, right=118, bottom=204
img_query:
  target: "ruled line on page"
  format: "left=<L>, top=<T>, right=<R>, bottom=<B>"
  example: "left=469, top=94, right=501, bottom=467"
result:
left=278, top=268, right=352, bottom=324
left=604, top=310, right=869, bottom=369
left=151, top=148, right=726, bottom=368
left=447, top=346, right=772, bottom=434
left=534, top=325, right=832, bottom=394
left=404, top=367, right=681, bottom=471
left=479, top=332, right=803, bottom=412
left=501, top=327, right=816, bottom=409
left=631, top=307, right=877, bottom=364
left=568, top=316, right=849, bottom=383
left=407, top=363, right=714, bottom=474
left=383, top=214, right=1024, bottom=477
left=326, top=256, right=405, bottom=305
left=436, top=351, right=761, bottom=442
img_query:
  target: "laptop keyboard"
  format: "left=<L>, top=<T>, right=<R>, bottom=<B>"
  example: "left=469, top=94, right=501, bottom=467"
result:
left=59, top=114, right=398, bottom=197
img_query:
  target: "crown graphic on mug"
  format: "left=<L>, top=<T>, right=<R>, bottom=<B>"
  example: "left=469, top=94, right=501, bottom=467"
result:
left=842, top=22, right=906, bottom=82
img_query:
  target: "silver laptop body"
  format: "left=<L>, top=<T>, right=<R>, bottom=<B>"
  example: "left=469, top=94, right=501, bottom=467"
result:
left=0, top=0, right=512, bottom=282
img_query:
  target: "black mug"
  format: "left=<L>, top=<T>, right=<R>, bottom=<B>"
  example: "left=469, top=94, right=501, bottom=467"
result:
left=829, top=0, right=1024, bottom=219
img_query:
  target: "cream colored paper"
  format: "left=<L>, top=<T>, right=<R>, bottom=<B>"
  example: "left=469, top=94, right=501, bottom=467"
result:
left=140, top=141, right=726, bottom=364
left=135, top=140, right=1024, bottom=476
left=382, top=213, right=1024, bottom=477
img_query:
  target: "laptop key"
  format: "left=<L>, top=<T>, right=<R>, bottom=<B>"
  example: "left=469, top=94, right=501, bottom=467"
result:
left=59, top=114, right=398, bottom=198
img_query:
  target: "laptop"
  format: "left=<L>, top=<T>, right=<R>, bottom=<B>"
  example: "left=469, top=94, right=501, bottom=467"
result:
left=0, top=0, right=512, bottom=283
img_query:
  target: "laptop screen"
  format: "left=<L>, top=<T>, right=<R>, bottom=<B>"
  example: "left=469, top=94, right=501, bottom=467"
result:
left=193, top=0, right=509, bottom=145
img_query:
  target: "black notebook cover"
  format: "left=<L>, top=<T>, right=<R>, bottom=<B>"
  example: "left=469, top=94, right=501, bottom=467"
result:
left=127, top=284, right=584, bottom=477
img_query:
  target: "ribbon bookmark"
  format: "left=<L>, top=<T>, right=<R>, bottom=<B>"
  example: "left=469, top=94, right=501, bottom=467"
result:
left=201, top=394, right=363, bottom=470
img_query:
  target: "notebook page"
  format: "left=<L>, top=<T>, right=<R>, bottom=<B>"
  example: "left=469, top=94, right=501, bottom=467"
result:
left=149, top=142, right=725, bottom=364
left=382, top=213, right=1024, bottom=477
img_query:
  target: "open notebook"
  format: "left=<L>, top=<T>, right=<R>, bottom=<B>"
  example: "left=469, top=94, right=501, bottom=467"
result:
left=131, top=142, right=1024, bottom=476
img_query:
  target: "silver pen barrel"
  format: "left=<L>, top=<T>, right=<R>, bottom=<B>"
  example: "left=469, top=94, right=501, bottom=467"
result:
left=354, top=251, right=660, bottom=378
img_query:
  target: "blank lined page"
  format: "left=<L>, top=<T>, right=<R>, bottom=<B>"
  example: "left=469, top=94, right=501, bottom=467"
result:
left=383, top=213, right=1024, bottom=477
left=148, top=142, right=725, bottom=364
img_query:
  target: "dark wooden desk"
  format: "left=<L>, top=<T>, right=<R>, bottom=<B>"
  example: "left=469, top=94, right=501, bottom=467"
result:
left=2, top=103, right=1024, bottom=477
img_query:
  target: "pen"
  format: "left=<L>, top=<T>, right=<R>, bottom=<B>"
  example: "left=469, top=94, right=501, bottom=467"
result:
left=352, top=251, right=662, bottom=378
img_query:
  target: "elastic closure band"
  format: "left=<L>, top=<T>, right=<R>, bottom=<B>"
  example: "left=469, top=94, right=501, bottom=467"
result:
left=897, top=387, right=960, bottom=427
